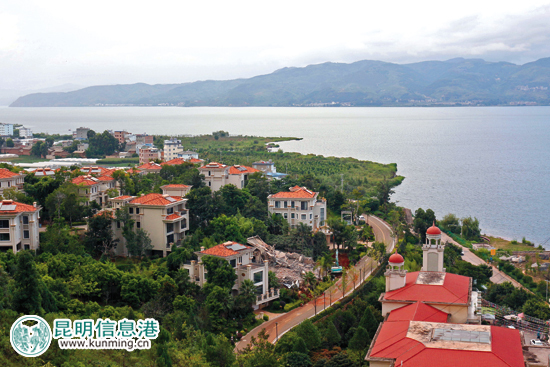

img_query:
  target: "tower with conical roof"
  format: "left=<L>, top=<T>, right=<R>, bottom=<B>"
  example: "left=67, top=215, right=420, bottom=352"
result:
left=422, top=223, right=445, bottom=272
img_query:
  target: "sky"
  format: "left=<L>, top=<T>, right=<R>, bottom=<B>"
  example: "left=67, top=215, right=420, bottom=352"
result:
left=2, top=0, right=550, bottom=91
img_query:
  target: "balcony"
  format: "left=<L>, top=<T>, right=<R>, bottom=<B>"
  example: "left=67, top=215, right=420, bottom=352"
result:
left=255, top=288, right=280, bottom=305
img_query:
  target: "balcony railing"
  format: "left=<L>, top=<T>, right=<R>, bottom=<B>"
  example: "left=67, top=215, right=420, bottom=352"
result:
left=255, top=288, right=280, bottom=305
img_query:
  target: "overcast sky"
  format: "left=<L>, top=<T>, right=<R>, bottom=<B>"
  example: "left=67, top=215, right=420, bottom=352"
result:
left=2, top=0, right=550, bottom=91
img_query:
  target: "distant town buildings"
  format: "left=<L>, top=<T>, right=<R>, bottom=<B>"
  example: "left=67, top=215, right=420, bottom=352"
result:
left=268, top=186, right=327, bottom=230
left=252, top=160, right=287, bottom=180
left=0, top=200, right=41, bottom=253
left=75, top=127, right=91, bottom=140
left=0, top=123, right=14, bottom=137
left=164, top=138, right=183, bottom=161
left=18, top=128, right=33, bottom=139
left=138, top=146, right=161, bottom=164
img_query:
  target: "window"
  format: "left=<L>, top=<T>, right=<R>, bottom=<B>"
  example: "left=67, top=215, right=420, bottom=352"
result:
left=22, top=216, right=29, bottom=224
left=24, top=245, right=29, bottom=250
left=310, top=213, right=312, bottom=219
left=253, top=271, right=263, bottom=283
left=238, top=256, right=242, bottom=264
left=283, top=201, right=288, bottom=208
left=208, top=171, right=211, bottom=176
left=0, top=220, right=9, bottom=228
left=208, top=181, right=211, bottom=187
left=23, top=230, right=29, bottom=239
left=0, top=233, right=9, bottom=241
left=166, top=234, right=174, bottom=246
left=301, top=201, right=307, bottom=210
left=291, top=213, right=295, bottom=219
left=129, top=207, right=134, bottom=214
left=230, top=259, right=237, bottom=268
left=136, top=208, right=140, bottom=215
left=301, top=214, right=307, bottom=220
left=284, top=213, right=288, bottom=219
left=166, top=223, right=174, bottom=233
left=117, top=221, right=121, bottom=229
left=136, top=222, right=141, bottom=229
left=275, top=201, right=280, bottom=208
left=181, top=219, right=187, bottom=230
left=291, top=201, right=295, bottom=208
left=167, top=207, right=174, bottom=215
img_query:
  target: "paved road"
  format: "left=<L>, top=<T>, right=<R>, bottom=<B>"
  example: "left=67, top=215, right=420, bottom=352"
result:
left=441, top=232, right=524, bottom=289
left=235, top=215, right=395, bottom=351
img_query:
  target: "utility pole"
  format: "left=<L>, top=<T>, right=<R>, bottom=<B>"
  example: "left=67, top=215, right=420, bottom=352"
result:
left=341, top=174, right=344, bottom=192
left=275, top=322, right=279, bottom=343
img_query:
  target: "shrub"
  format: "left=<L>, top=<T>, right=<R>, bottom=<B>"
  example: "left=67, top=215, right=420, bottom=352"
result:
left=263, top=315, right=269, bottom=321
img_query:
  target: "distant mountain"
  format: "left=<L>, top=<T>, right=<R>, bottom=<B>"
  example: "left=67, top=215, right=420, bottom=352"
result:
left=10, top=58, right=550, bottom=107
left=0, top=84, right=84, bottom=106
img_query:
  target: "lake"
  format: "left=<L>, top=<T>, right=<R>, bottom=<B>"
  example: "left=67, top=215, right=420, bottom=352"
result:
left=1, top=106, right=549, bottom=246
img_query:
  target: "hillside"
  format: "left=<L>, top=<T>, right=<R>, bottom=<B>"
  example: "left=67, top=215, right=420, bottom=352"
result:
left=10, top=57, right=550, bottom=107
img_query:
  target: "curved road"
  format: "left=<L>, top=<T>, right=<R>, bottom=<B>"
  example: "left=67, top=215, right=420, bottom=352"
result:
left=235, top=215, right=394, bottom=351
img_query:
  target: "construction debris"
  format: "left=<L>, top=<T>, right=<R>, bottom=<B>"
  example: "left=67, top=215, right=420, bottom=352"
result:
left=246, top=236, right=317, bottom=288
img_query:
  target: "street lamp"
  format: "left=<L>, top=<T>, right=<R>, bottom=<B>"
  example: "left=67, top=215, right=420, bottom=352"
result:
left=275, top=322, right=279, bottom=343
left=324, top=292, right=326, bottom=310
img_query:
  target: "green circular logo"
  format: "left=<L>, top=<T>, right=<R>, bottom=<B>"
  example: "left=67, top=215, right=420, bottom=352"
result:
left=10, top=315, right=52, bottom=357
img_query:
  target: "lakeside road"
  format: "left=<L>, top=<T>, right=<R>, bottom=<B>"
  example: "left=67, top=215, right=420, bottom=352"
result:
left=441, top=232, right=524, bottom=289
left=235, top=215, right=395, bottom=352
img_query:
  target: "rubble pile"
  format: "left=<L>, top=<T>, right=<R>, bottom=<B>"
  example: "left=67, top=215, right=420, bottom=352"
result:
left=270, top=250, right=317, bottom=288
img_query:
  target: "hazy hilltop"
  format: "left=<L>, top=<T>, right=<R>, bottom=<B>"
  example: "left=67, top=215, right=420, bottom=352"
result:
left=10, top=58, right=550, bottom=107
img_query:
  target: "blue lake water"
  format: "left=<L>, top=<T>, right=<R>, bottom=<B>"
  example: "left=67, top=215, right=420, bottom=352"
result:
left=1, top=106, right=549, bottom=246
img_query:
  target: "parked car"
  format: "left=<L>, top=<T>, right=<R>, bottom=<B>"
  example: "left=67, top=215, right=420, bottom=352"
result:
left=461, top=250, right=465, bottom=256
left=507, top=325, right=516, bottom=329
left=531, top=339, right=543, bottom=346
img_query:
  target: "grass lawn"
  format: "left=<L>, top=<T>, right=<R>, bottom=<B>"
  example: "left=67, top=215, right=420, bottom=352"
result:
left=487, top=236, right=542, bottom=252
left=0, top=156, right=49, bottom=164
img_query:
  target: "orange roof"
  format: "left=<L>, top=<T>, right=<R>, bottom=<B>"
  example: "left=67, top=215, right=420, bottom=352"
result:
left=188, top=158, right=204, bottom=164
left=72, top=175, right=100, bottom=186
left=137, top=162, right=163, bottom=170
left=199, top=241, right=251, bottom=257
left=229, top=165, right=260, bottom=175
left=0, top=200, right=38, bottom=213
left=165, top=213, right=182, bottom=220
left=162, top=158, right=186, bottom=166
left=0, top=168, right=20, bottom=179
left=270, top=186, right=317, bottom=199
left=199, top=162, right=226, bottom=169
left=94, top=210, right=114, bottom=218
left=163, top=184, right=191, bottom=189
left=129, top=193, right=183, bottom=206
left=80, top=166, right=110, bottom=175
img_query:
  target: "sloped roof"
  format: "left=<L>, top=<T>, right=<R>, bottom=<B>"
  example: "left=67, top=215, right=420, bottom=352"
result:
left=72, top=175, right=100, bottom=186
left=199, top=162, right=227, bottom=169
left=383, top=271, right=471, bottom=305
left=137, top=162, right=162, bottom=170
left=369, top=319, right=524, bottom=367
left=386, top=302, right=449, bottom=323
left=0, top=168, right=21, bottom=179
left=162, top=158, right=187, bottom=166
left=269, top=186, right=317, bottom=199
left=165, top=213, right=183, bottom=220
left=129, top=193, right=183, bottom=206
left=162, top=184, right=191, bottom=189
left=0, top=200, right=38, bottom=213
left=111, top=195, right=134, bottom=201
left=199, top=241, right=251, bottom=257
left=188, top=158, right=204, bottom=164
left=229, top=165, right=260, bottom=175
left=80, top=166, right=110, bottom=175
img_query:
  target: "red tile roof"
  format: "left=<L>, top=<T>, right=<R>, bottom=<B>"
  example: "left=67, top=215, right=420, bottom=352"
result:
left=129, top=193, right=183, bottom=206
left=383, top=271, right=471, bottom=305
left=0, top=200, right=38, bottom=213
left=72, top=175, right=100, bottom=186
left=0, top=168, right=20, bottom=179
left=369, top=318, right=525, bottom=367
left=386, top=302, right=449, bottom=323
left=188, top=158, right=204, bottom=164
left=199, top=162, right=227, bottom=169
left=270, top=186, right=317, bottom=199
left=163, top=184, right=191, bottom=189
left=111, top=195, right=134, bottom=201
left=80, top=166, right=110, bottom=175
left=162, top=158, right=186, bottom=166
left=199, top=241, right=251, bottom=257
left=137, top=162, right=163, bottom=170
left=165, top=213, right=182, bottom=220
left=229, top=165, right=260, bottom=175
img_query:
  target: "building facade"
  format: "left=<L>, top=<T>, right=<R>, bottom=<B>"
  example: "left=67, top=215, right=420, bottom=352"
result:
left=0, top=200, right=41, bottom=253
left=0, top=168, right=25, bottom=197
left=164, top=139, right=183, bottom=161
left=198, top=162, right=230, bottom=192
left=110, top=193, right=189, bottom=257
left=139, top=146, right=161, bottom=164
left=75, top=127, right=90, bottom=140
left=0, top=123, right=14, bottom=137
left=183, top=241, right=279, bottom=308
left=72, top=175, right=118, bottom=207
left=267, top=186, right=327, bottom=230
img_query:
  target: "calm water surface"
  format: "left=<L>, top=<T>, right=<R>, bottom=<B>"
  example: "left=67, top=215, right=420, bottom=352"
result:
left=1, top=106, right=549, bottom=246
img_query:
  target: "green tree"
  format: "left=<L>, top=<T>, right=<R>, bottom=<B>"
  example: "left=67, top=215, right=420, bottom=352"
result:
left=85, top=211, right=117, bottom=256
left=40, top=218, right=85, bottom=255
left=286, top=352, right=312, bottom=367
left=126, top=229, right=153, bottom=257
left=523, top=299, right=550, bottom=320
left=6, top=138, right=14, bottom=148
left=12, top=251, right=42, bottom=315
left=440, top=213, right=461, bottom=234
left=413, top=208, right=436, bottom=242
left=324, top=320, right=341, bottom=346
left=348, top=326, right=369, bottom=350
left=236, top=329, right=280, bottom=367
left=461, top=216, right=481, bottom=241
left=295, top=319, right=321, bottom=351
left=202, top=255, right=237, bottom=290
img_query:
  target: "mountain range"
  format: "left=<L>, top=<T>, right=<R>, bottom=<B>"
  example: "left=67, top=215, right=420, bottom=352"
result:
left=10, top=58, right=550, bottom=107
